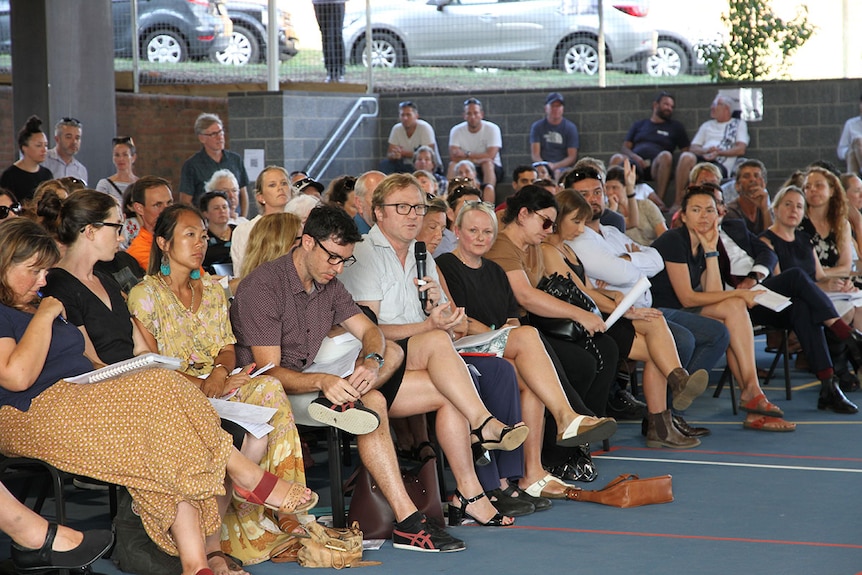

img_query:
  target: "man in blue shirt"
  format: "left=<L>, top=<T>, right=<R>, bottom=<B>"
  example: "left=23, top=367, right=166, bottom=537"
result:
left=530, top=92, right=579, bottom=180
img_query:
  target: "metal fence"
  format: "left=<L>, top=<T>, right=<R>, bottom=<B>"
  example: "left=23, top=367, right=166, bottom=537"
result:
left=0, top=1, right=856, bottom=94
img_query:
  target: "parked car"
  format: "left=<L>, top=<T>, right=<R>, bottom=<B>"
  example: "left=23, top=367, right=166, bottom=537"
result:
left=343, top=0, right=657, bottom=75
left=113, top=0, right=231, bottom=63
left=213, top=0, right=298, bottom=65
left=0, top=0, right=230, bottom=63
left=640, top=1, right=723, bottom=77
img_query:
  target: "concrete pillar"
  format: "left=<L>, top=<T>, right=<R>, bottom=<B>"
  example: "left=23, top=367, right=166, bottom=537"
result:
left=10, top=0, right=116, bottom=183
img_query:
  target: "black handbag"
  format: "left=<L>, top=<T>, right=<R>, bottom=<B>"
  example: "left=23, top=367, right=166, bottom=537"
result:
left=530, top=272, right=601, bottom=342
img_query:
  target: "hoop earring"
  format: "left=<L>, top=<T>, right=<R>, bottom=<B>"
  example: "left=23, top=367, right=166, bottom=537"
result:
left=160, top=255, right=171, bottom=276
left=190, top=269, right=201, bottom=280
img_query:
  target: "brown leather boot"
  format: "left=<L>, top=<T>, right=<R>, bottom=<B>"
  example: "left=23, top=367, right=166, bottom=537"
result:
left=645, top=409, right=700, bottom=449
left=667, top=368, right=709, bottom=411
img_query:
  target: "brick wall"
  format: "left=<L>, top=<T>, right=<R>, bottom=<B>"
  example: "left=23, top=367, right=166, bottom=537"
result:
left=1, top=78, right=860, bottom=199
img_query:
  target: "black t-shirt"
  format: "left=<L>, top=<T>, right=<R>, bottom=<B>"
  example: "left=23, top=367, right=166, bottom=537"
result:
left=625, top=118, right=691, bottom=161
left=649, top=226, right=703, bottom=309
left=203, top=224, right=236, bottom=273
left=43, top=267, right=135, bottom=364
left=0, top=164, right=53, bottom=202
left=436, top=253, right=519, bottom=329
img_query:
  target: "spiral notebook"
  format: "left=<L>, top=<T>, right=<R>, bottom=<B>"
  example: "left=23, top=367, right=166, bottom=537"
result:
left=66, top=353, right=183, bottom=384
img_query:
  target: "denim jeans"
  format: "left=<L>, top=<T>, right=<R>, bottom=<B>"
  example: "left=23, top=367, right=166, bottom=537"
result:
left=660, top=308, right=730, bottom=374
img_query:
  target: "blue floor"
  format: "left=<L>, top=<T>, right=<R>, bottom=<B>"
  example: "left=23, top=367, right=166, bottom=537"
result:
left=3, top=337, right=862, bottom=575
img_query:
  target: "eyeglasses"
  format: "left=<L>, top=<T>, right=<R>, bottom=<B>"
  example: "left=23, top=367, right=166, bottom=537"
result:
left=379, top=203, right=429, bottom=216
left=464, top=97, right=482, bottom=107
left=464, top=200, right=495, bottom=209
left=314, top=237, right=356, bottom=267
left=112, top=136, right=135, bottom=146
left=201, top=128, right=224, bottom=138
left=60, top=117, right=81, bottom=126
left=566, top=168, right=604, bottom=184
left=85, top=221, right=124, bottom=234
left=534, top=212, right=556, bottom=231
left=0, top=203, right=21, bottom=219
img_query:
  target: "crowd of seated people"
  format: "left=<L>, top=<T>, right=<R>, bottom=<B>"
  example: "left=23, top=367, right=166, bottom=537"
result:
left=4, top=90, right=862, bottom=573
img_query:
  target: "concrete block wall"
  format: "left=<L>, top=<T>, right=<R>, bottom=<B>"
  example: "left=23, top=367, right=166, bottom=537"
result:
left=376, top=78, right=862, bottom=196
left=227, top=91, right=379, bottom=185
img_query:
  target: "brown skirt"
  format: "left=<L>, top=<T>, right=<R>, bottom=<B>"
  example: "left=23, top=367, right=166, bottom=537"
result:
left=0, top=368, right=233, bottom=555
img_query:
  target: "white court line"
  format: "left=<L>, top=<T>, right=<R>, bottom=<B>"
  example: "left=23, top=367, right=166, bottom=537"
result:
left=597, top=455, right=862, bottom=473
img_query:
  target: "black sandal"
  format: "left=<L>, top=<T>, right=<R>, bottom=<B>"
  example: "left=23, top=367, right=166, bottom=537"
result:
left=470, top=416, right=529, bottom=452
left=447, top=490, right=512, bottom=527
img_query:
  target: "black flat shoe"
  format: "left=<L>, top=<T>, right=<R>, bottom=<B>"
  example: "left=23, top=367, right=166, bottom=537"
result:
left=546, top=444, right=597, bottom=483
left=501, top=482, right=552, bottom=511
left=11, top=523, right=114, bottom=572
left=486, top=488, right=535, bottom=517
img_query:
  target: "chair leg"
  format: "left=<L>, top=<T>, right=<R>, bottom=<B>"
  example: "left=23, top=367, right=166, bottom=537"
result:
left=782, top=330, right=792, bottom=400
left=328, top=427, right=346, bottom=528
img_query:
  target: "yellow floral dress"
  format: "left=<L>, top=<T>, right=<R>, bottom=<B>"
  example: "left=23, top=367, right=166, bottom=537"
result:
left=128, top=274, right=306, bottom=565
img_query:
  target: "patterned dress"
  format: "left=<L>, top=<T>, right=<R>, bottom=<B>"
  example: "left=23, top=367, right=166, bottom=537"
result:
left=128, top=273, right=306, bottom=565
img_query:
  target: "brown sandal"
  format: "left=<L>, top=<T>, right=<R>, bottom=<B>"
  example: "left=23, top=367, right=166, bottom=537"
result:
left=233, top=471, right=319, bottom=513
left=743, top=415, right=796, bottom=432
left=206, top=551, right=245, bottom=573
left=739, top=393, right=784, bottom=418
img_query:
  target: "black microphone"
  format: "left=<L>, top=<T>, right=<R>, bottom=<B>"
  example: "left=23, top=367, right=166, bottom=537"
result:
left=415, top=241, right=428, bottom=307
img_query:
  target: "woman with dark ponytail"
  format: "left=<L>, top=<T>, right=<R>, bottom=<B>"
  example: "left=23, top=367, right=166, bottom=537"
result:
left=0, top=116, right=53, bottom=202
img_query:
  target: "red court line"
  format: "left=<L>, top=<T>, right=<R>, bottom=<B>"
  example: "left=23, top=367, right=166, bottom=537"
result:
left=508, top=525, right=862, bottom=549
left=598, top=445, right=862, bottom=463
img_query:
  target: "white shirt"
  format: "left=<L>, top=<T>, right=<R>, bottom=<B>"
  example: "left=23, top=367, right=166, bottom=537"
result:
left=691, top=117, right=749, bottom=176
left=42, top=148, right=88, bottom=184
left=230, top=214, right=261, bottom=275
left=567, top=225, right=664, bottom=307
left=837, top=116, right=862, bottom=160
left=339, top=225, right=447, bottom=325
left=718, top=227, right=770, bottom=281
left=449, top=120, right=503, bottom=167
left=389, top=119, right=441, bottom=166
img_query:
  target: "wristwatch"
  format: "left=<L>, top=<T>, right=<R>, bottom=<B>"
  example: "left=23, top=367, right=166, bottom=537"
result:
left=364, top=353, right=385, bottom=368
left=704, top=251, right=720, bottom=258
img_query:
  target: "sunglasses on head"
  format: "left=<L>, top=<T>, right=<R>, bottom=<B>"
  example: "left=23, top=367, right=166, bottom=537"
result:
left=0, top=202, right=21, bottom=219
left=463, top=97, right=482, bottom=107
left=112, top=136, right=135, bottom=146
left=567, top=168, right=604, bottom=184
left=60, top=117, right=81, bottom=127
left=399, top=101, right=416, bottom=109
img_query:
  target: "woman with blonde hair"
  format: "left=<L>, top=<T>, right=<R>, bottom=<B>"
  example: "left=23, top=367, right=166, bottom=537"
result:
left=239, top=213, right=303, bottom=280
left=230, top=166, right=293, bottom=273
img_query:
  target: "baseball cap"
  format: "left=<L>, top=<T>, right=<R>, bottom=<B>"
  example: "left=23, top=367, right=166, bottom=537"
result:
left=292, top=176, right=324, bottom=196
left=545, top=92, right=564, bottom=105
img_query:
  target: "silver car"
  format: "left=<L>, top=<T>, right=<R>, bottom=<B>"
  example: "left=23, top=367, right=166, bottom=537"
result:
left=343, top=0, right=657, bottom=75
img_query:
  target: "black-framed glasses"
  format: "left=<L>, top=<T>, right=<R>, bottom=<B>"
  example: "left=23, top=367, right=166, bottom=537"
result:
left=379, top=203, right=429, bottom=216
left=314, top=237, right=356, bottom=267
left=112, top=136, right=135, bottom=146
left=0, top=203, right=21, bottom=219
left=60, top=117, right=81, bottom=126
left=567, top=168, right=604, bottom=184
left=86, top=221, right=124, bottom=234
left=464, top=97, right=482, bottom=107
left=534, top=212, right=556, bottom=231
left=201, top=128, right=224, bottom=138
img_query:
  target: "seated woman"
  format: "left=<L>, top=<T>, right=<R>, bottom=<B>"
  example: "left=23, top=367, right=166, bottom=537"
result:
left=324, top=175, right=358, bottom=219
left=484, top=186, right=628, bottom=475
left=541, top=189, right=708, bottom=447
left=0, top=218, right=316, bottom=575
left=199, top=191, right=235, bottom=276
left=414, top=145, right=449, bottom=194
left=205, top=169, right=246, bottom=225
left=231, top=166, right=293, bottom=274
left=127, top=204, right=312, bottom=568
left=758, top=185, right=859, bottom=412
left=801, top=166, right=854, bottom=276
left=650, top=187, right=802, bottom=431
left=95, top=136, right=138, bottom=207
left=435, top=201, right=618, bottom=497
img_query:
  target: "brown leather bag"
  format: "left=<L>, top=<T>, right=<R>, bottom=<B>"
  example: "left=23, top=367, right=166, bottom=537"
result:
left=345, top=457, right=445, bottom=539
left=296, top=521, right=381, bottom=569
left=564, top=473, right=673, bottom=508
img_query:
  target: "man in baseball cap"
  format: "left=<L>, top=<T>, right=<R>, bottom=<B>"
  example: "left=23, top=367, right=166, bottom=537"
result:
left=530, top=92, right=579, bottom=179
left=292, top=176, right=325, bottom=198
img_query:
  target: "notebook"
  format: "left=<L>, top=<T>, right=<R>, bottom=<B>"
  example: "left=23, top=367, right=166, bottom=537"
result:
left=66, top=353, right=183, bottom=384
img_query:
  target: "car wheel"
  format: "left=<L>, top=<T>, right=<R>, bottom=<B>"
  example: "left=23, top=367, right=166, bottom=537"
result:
left=560, top=37, right=599, bottom=75
left=214, top=24, right=260, bottom=65
left=143, top=30, right=187, bottom=63
left=356, top=32, right=405, bottom=68
left=644, top=40, right=689, bottom=77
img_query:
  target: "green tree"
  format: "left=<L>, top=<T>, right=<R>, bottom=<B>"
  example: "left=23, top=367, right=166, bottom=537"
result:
left=701, top=0, right=814, bottom=82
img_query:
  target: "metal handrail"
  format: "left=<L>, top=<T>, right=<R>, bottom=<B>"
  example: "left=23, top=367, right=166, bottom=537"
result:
left=305, top=96, right=379, bottom=179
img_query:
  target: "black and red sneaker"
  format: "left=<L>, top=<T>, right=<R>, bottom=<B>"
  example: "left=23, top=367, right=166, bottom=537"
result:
left=307, top=396, right=380, bottom=435
left=392, top=511, right=465, bottom=553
